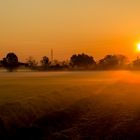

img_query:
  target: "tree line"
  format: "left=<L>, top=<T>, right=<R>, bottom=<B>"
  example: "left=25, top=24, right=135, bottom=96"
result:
left=1, top=52, right=140, bottom=71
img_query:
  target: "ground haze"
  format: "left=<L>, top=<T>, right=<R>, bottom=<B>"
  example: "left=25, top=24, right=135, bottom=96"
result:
left=0, top=71, right=140, bottom=139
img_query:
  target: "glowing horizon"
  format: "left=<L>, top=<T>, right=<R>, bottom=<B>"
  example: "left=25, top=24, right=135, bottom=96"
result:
left=1, top=0, right=140, bottom=61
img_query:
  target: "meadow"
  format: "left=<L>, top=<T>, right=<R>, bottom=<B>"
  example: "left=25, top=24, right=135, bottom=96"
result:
left=0, top=71, right=140, bottom=139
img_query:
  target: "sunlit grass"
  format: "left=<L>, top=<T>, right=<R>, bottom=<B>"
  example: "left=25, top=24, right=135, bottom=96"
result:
left=0, top=71, right=140, bottom=139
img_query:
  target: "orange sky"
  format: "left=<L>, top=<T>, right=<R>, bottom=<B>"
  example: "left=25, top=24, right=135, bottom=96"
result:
left=0, top=0, right=140, bottom=62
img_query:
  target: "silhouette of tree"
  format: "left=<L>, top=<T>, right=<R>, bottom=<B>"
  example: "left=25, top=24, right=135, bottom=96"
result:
left=61, top=60, right=69, bottom=69
left=116, top=55, right=128, bottom=66
left=0, top=60, right=2, bottom=67
left=133, top=57, right=140, bottom=69
left=40, top=56, right=50, bottom=69
left=70, top=53, right=96, bottom=68
left=26, top=57, right=38, bottom=69
left=98, top=54, right=127, bottom=69
left=2, top=53, right=19, bottom=72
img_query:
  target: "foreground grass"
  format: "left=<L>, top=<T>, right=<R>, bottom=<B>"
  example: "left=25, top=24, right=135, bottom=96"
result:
left=0, top=71, right=140, bottom=139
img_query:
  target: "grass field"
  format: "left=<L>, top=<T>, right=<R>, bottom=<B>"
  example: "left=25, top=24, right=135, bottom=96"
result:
left=0, top=71, right=140, bottom=139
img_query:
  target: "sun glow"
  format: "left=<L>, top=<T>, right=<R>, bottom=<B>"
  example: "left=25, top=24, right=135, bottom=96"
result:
left=137, top=43, right=140, bottom=51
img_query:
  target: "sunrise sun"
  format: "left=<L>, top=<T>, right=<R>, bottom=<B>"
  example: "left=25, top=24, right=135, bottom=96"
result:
left=137, top=43, right=140, bottom=51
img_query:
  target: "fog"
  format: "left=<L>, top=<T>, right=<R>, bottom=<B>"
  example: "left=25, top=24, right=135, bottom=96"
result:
left=0, top=71, right=140, bottom=139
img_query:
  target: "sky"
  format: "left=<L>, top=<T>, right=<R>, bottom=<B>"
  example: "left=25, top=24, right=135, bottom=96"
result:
left=1, top=0, right=140, bottom=62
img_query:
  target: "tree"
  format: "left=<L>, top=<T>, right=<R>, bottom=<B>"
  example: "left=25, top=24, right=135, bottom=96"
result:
left=26, top=57, right=38, bottom=69
left=98, top=54, right=127, bottom=70
left=133, top=57, right=140, bottom=69
left=2, top=53, right=19, bottom=72
left=116, top=55, right=128, bottom=66
left=70, top=53, right=96, bottom=68
left=40, top=56, right=50, bottom=69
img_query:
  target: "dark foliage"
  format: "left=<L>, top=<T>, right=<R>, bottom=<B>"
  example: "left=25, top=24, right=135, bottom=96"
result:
left=2, top=52, right=140, bottom=71
left=1, top=53, right=19, bottom=72
left=98, top=54, right=127, bottom=70
left=70, top=53, right=96, bottom=68
left=133, top=57, right=140, bottom=69
left=26, top=57, right=38, bottom=69
left=40, top=56, right=50, bottom=68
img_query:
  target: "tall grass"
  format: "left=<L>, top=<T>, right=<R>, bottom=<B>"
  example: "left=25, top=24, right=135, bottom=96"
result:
left=0, top=71, right=140, bottom=139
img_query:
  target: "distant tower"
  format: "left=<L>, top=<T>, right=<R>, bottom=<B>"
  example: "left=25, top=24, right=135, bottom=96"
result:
left=51, top=49, right=54, bottom=62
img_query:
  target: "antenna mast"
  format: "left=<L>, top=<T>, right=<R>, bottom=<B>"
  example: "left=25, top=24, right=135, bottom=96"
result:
left=51, top=49, right=53, bottom=62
